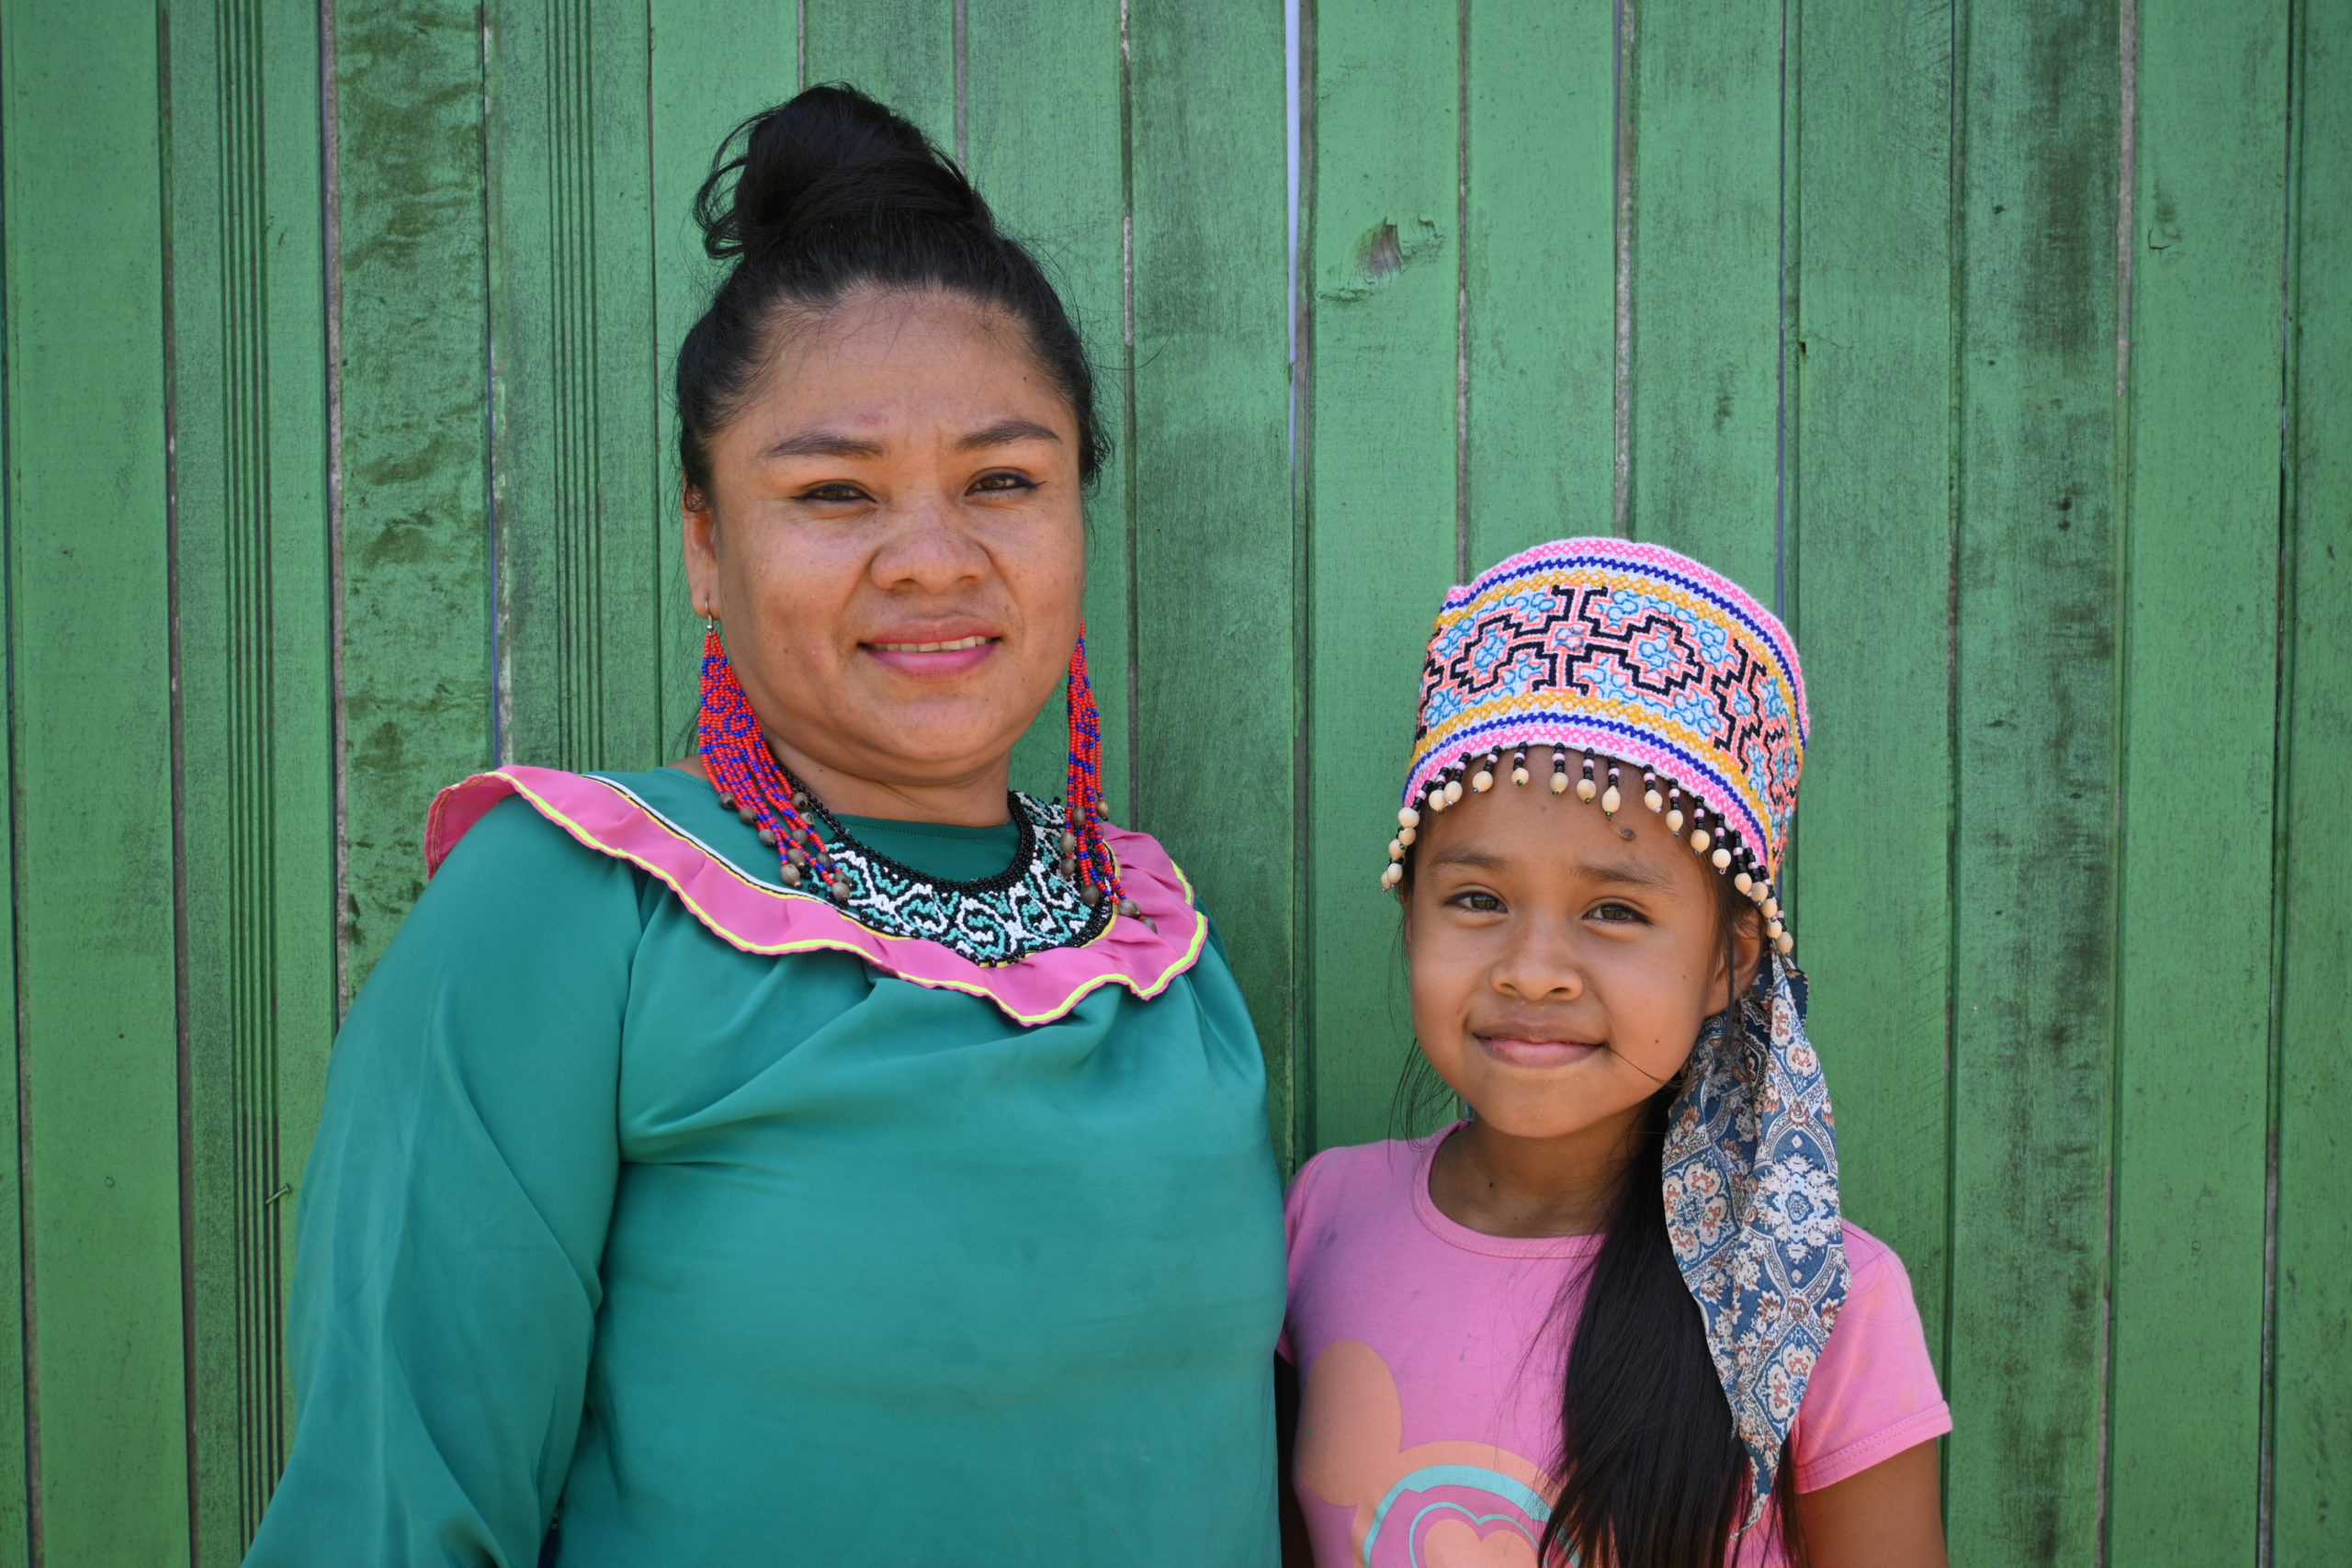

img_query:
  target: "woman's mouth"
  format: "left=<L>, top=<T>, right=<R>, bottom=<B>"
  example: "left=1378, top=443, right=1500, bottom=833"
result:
left=862, top=633, right=1001, bottom=676
left=1474, top=1034, right=1604, bottom=1069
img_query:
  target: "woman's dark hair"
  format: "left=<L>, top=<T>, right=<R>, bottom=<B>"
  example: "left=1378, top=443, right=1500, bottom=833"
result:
left=1394, top=847, right=1793, bottom=1567
left=674, top=84, right=1104, bottom=498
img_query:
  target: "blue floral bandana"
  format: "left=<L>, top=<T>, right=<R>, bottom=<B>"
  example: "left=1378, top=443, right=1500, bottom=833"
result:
left=1664, top=953, right=1846, bottom=1527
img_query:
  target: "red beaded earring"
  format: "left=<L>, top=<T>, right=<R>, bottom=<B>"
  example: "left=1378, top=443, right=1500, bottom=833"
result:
left=1060, top=625, right=1129, bottom=911
left=696, top=622, right=841, bottom=898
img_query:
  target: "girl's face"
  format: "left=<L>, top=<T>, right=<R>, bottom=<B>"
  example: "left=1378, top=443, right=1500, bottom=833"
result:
left=683, top=286, right=1087, bottom=808
left=1404, top=764, right=1760, bottom=1145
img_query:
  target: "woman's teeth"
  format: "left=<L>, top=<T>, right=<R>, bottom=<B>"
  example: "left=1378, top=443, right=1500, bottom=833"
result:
left=873, top=635, right=991, bottom=653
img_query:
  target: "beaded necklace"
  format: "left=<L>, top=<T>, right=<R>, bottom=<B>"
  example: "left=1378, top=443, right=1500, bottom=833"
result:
left=695, top=625, right=1139, bottom=958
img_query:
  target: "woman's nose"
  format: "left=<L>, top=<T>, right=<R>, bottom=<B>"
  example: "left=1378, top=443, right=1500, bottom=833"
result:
left=871, top=492, right=989, bottom=592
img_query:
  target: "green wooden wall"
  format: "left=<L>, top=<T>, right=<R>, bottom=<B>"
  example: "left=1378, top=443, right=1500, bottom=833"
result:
left=0, top=0, right=2341, bottom=1562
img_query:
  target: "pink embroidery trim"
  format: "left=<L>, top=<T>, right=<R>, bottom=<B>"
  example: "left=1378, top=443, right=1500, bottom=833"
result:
left=424, top=765, right=1207, bottom=1027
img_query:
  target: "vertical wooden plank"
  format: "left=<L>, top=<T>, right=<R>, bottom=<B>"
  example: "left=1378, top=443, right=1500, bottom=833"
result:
left=964, top=0, right=1131, bottom=813
left=1306, top=0, right=1460, bottom=1149
left=1786, top=0, right=1957, bottom=1374
left=489, top=0, right=666, bottom=773
left=2273, top=0, right=2352, bottom=1556
left=1463, top=0, right=1616, bottom=563
left=0, top=0, right=189, bottom=1559
left=1624, top=0, right=1782, bottom=597
left=1127, top=0, right=1295, bottom=1154
left=2108, top=1, right=2290, bottom=1558
left=802, top=0, right=955, bottom=152
left=649, top=2, right=798, bottom=756
left=168, top=0, right=339, bottom=1555
left=334, top=0, right=495, bottom=989
left=1945, top=0, right=2121, bottom=1559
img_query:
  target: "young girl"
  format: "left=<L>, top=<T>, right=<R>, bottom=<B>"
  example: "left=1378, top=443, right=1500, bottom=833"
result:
left=1280, top=538, right=1951, bottom=1568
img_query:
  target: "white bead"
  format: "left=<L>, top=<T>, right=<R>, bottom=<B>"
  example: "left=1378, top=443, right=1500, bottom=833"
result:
left=1776, top=932, right=1795, bottom=954
left=1768, top=919, right=1786, bottom=939
left=1645, top=788, right=1665, bottom=813
left=1472, top=769, right=1494, bottom=793
left=1380, top=863, right=1405, bottom=889
left=1690, top=829, right=1712, bottom=852
left=1550, top=772, right=1569, bottom=795
left=1388, top=838, right=1406, bottom=862
left=1398, top=806, right=1421, bottom=829
left=1397, top=825, right=1417, bottom=847
left=1444, top=779, right=1464, bottom=805
left=1667, top=809, right=1686, bottom=834
left=1712, top=847, right=1733, bottom=870
left=1734, top=872, right=1754, bottom=895
left=1577, top=778, right=1598, bottom=803
left=1428, top=788, right=1447, bottom=812
left=1601, top=785, right=1623, bottom=814
left=1512, top=767, right=1531, bottom=786
left=1764, top=897, right=1781, bottom=919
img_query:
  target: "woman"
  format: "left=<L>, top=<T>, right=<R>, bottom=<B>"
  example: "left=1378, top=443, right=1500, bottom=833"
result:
left=245, top=86, right=1285, bottom=1566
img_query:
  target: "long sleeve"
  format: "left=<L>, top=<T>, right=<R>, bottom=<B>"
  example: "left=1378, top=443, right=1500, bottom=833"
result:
left=244, top=800, right=642, bottom=1567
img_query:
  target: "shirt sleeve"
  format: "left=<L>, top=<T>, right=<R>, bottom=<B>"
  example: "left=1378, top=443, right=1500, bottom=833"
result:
left=244, top=800, right=643, bottom=1567
left=1791, top=1227, right=1955, bottom=1493
left=1275, top=1149, right=1335, bottom=1365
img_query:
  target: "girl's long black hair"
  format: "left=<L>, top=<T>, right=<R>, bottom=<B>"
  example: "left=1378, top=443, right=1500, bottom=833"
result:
left=1542, top=875, right=1793, bottom=1568
left=1396, top=864, right=1794, bottom=1567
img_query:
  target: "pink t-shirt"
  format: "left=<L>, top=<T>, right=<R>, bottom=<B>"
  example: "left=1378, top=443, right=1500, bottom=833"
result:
left=1282, top=1127, right=1951, bottom=1568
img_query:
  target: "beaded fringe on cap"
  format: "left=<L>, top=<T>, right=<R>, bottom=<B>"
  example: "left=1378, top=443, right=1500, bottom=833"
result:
left=696, top=623, right=1127, bottom=912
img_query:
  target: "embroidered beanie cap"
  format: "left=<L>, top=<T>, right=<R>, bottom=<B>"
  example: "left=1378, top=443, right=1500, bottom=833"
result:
left=1386, top=536, right=1846, bottom=1527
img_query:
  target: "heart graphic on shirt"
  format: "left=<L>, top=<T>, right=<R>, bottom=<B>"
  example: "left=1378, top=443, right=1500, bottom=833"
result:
left=1422, top=1516, right=1542, bottom=1568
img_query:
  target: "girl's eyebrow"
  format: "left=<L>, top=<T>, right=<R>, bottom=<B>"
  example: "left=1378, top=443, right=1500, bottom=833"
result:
left=1424, top=847, right=1677, bottom=891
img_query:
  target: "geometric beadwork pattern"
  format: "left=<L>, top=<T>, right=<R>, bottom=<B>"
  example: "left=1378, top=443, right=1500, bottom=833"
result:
left=1405, top=537, right=1807, bottom=875
left=796, top=786, right=1114, bottom=966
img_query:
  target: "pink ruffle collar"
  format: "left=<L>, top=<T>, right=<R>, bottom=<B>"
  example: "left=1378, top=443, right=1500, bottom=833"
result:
left=424, top=766, right=1208, bottom=1027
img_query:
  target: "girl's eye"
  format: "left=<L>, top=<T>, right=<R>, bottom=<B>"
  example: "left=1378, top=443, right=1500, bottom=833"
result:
left=797, top=481, right=869, bottom=503
left=1449, top=890, right=1505, bottom=914
left=1589, top=901, right=1645, bottom=924
left=970, top=471, right=1039, bottom=494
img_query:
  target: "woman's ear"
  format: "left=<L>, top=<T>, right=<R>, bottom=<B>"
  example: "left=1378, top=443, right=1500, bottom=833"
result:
left=683, top=482, right=720, bottom=617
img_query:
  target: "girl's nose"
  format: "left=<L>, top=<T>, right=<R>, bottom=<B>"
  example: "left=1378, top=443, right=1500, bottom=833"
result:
left=1490, top=925, right=1587, bottom=1003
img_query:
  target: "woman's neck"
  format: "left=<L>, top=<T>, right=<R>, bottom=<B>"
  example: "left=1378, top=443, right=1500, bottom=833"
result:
left=1428, top=1108, right=1651, bottom=1238
left=671, top=736, right=1016, bottom=827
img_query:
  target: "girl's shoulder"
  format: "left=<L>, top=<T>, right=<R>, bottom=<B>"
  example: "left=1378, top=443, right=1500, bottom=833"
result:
left=1838, top=1221, right=1914, bottom=1289
left=1284, top=1133, right=1445, bottom=1228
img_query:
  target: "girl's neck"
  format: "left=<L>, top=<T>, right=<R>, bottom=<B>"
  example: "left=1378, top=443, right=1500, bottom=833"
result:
left=1427, top=1109, right=1651, bottom=1239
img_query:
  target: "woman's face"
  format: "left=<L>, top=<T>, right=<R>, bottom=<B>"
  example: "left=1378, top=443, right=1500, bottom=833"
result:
left=684, top=286, right=1086, bottom=814
left=1403, top=765, right=1758, bottom=1145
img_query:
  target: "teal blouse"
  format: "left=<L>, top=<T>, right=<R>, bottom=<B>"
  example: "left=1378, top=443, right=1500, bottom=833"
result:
left=243, top=768, right=1286, bottom=1566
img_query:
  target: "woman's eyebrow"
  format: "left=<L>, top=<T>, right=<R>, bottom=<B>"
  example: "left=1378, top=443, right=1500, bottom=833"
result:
left=956, top=417, right=1061, bottom=449
left=761, top=429, right=884, bottom=460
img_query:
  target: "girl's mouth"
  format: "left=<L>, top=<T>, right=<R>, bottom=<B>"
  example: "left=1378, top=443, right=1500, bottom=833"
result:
left=1475, top=1034, right=1604, bottom=1069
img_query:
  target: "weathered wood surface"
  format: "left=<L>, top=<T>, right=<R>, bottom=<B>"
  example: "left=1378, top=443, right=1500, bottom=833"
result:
left=0, top=1, right=2338, bottom=1562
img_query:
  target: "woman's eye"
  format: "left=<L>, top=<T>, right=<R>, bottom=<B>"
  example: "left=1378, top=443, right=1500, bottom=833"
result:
left=797, top=482, right=869, bottom=503
left=1450, top=890, right=1505, bottom=914
left=970, top=470, right=1038, bottom=494
left=1589, top=901, right=1645, bottom=924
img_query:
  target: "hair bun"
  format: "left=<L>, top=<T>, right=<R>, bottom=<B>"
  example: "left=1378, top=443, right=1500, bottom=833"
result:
left=695, top=84, right=991, bottom=261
